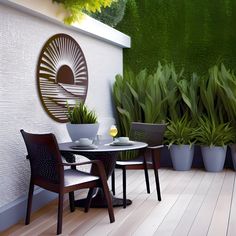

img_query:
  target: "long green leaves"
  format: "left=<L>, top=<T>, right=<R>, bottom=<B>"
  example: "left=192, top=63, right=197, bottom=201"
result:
left=67, top=102, right=98, bottom=124
left=113, top=62, right=182, bottom=136
left=195, top=116, right=235, bottom=147
left=164, top=114, right=197, bottom=147
left=113, top=62, right=236, bottom=155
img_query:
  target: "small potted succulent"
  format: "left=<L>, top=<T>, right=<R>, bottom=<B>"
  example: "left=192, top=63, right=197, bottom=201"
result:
left=164, top=114, right=196, bottom=171
left=196, top=116, right=235, bottom=172
left=66, top=102, right=99, bottom=141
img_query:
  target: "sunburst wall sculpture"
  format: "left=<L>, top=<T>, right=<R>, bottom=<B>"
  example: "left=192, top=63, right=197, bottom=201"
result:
left=37, top=33, right=88, bottom=123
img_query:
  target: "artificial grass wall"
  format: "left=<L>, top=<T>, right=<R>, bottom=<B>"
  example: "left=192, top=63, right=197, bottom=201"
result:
left=116, top=0, right=236, bottom=74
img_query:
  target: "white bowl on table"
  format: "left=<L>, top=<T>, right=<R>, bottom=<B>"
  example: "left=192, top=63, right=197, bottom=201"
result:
left=75, top=138, right=93, bottom=146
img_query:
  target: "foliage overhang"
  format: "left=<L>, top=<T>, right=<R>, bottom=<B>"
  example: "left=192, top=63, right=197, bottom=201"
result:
left=52, top=0, right=114, bottom=24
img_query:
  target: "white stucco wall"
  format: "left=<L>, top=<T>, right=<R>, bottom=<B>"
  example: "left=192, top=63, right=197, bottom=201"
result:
left=0, top=1, right=129, bottom=209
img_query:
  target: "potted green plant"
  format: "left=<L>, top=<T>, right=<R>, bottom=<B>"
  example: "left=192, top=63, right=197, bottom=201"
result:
left=213, top=63, right=236, bottom=171
left=196, top=116, right=235, bottom=172
left=164, top=114, right=196, bottom=171
left=66, top=102, right=99, bottom=141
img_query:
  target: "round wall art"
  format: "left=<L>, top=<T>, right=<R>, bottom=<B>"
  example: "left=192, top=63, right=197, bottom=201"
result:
left=37, top=33, right=88, bottom=123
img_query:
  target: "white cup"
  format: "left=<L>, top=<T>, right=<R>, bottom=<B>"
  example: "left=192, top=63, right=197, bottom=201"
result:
left=77, top=138, right=93, bottom=146
left=117, top=137, right=129, bottom=143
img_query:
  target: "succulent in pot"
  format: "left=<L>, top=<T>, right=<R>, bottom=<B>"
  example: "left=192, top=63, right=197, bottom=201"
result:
left=164, top=114, right=196, bottom=171
left=66, top=102, right=99, bottom=141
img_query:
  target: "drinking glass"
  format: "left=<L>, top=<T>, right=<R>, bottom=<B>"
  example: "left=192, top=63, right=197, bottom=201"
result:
left=109, top=125, right=118, bottom=140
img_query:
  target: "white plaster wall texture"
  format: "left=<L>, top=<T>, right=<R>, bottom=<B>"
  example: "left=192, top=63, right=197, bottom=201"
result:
left=0, top=4, right=122, bottom=208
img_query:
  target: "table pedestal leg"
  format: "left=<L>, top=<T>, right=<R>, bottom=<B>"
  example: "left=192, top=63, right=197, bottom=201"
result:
left=74, top=188, right=132, bottom=208
left=64, top=151, right=132, bottom=208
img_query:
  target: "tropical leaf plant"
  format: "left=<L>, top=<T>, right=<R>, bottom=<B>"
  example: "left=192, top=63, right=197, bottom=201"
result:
left=195, top=116, right=235, bottom=147
left=67, top=101, right=98, bottom=124
left=158, top=62, right=183, bottom=121
left=113, top=63, right=180, bottom=136
left=198, top=65, right=230, bottom=124
left=177, top=73, right=201, bottom=120
left=164, top=114, right=197, bottom=148
left=215, top=63, right=236, bottom=124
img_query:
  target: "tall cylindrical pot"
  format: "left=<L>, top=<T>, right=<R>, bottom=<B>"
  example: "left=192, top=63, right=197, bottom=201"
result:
left=170, top=144, right=194, bottom=171
left=201, top=146, right=227, bottom=172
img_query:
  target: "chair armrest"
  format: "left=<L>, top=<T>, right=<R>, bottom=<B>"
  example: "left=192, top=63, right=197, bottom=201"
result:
left=147, top=145, right=164, bottom=149
left=61, top=160, right=104, bottom=169
left=61, top=161, right=93, bottom=166
left=61, top=160, right=106, bottom=179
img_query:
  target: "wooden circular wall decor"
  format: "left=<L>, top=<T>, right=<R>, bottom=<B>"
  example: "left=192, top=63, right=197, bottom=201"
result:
left=37, top=33, right=88, bottom=123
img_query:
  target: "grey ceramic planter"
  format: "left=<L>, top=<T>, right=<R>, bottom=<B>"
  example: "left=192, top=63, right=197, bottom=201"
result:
left=230, top=144, right=236, bottom=170
left=66, top=123, right=99, bottom=141
left=201, top=146, right=227, bottom=172
left=170, top=144, right=194, bottom=171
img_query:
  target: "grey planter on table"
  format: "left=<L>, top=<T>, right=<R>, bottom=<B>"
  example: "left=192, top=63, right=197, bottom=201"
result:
left=201, top=146, right=227, bottom=172
left=170, top=144, right=194, bottom=171
left=66, top=123, right=99, bottom=141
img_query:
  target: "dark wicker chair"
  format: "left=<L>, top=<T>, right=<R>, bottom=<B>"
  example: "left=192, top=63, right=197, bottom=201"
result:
left=111, top=122, right=166, bottom=208
left=21, top=130, right=114, bottom=235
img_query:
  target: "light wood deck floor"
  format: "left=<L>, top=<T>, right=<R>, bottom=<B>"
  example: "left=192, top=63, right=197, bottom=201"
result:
left=2, top=168, right=236, bottom=236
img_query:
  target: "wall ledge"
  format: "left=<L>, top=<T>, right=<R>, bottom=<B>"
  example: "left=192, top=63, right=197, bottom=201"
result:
left=2, top=0, right=131, bottom=48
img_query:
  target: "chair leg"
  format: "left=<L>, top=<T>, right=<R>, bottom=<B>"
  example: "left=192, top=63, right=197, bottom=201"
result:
left=57, top=192, right=64, bottom=235
left=84, top=188, right=94, bottom=213
left=152, top=150, right=161, bottom=201
left=122, top=168, right=127, bottom=208
left=69, top=192, right=75, bottom=212
left=143, top=158, right=150, bottom=194
left=111, top=170, right=115, bottom=195
left=25, top=180, right=34, bottom=225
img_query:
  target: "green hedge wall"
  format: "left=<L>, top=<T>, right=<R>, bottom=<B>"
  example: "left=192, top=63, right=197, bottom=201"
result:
left=116, top=0, right=236, bottom=74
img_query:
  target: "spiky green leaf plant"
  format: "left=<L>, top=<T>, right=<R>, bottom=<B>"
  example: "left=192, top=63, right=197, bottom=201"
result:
left=158, top=62, right=183, bottom=121
left=198, top=65, right=229, bottom=124
left=67, top=101, right=98, bottom=124
left=195, top=116, right=235, bottom=147
left=113, top=62, right=186, bottom=136
left=216, top=63, right=236, bottom=125
left=177, top=73, right=201, bottom=120
left=164, top=113, right=197, bottom=148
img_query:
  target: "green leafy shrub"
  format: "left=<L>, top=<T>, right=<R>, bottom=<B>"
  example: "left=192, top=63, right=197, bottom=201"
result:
left=89, top=0, right=127, bottom=27
left=164, top=114, right=197, bottom=147
left=195, top=116, right=235, bottom=147
left=52, top=0, right=114, bottom=24
left=67, top=102, right=98, bottom=124
left=113, top=62, right=183, bottom=137
left=113, top=62, right=236, bottom=159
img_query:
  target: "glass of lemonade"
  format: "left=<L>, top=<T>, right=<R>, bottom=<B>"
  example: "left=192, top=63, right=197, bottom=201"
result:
left=109, top=125, right=118, bottom=140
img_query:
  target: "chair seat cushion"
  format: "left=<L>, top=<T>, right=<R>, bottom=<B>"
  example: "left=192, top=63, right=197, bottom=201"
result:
left=64, top=169, right=99, bottom=187
left=116, top=160, right=144, bottom=166
left=116, top=156, right=153, bottom=166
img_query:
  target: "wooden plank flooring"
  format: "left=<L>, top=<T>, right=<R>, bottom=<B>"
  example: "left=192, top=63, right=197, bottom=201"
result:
left=2, top=169, right=236, bottom=236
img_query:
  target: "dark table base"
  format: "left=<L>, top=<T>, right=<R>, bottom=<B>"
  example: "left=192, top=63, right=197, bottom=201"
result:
left=74, top=188, right=132, bottom=208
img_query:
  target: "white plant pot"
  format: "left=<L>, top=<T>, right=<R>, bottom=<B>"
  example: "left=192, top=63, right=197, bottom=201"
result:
left=170, top=144, right=194, bottom=171
left=201, top=146, right=227, bottom=172
left=66, top=123, right=99, bottom=141
left=230, top=144, right=236, bottom=170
